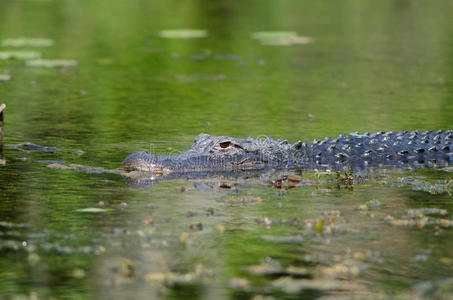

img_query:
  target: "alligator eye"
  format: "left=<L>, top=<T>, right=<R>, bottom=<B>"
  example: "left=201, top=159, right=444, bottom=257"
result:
left=219, top=141, right=232, bottom=148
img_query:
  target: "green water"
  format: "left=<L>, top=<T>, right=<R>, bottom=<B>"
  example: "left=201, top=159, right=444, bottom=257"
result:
left=1, top=0, right=453, bottom=299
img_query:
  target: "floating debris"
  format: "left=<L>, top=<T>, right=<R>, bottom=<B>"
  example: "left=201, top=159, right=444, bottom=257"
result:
left=247, top=259, right=311, bottom=277
left=248, top=262, right=283, bottom=276
left=179, top=232, right=190, bottom=247
left=257, top=216, right=273, bottom=227
left=225, top=196, right=262, bottom=206
left=188, top=222, right=203, bottom=231
left=252, top=31, right=313, bottom=46
left=0, top=38, right=54, bottom=47
left=358, top=200, right=382, bottom=210
left=272, top=277, right=361, bottom=294
left=385, top=210, right=453, bottom=229
left=0, top=74, right=11, bottom=82
left=145, top=265, right=213, bottom=287
left=25, top=59, right=77, bottom=68
left=407, top=208, right=447, bottom=216
left=318, top=259, right=368, bottom=279
left=322, top=210, right=341, bottom=217
left=0, top=51, right=41, bottom=60
left=229, top=277, right=251, bottom=290
left=120, top=259, right=135, bottom=278
left=158, top=29, right=208, bottom=39
left=303, top=215, right=357, bottom=235
left=215, top=224, right=225, bottom=234
left=252, top=31, right=299, bottom=40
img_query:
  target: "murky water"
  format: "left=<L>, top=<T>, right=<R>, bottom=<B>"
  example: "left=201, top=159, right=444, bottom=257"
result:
left=1, top=0, right=453, bottom=299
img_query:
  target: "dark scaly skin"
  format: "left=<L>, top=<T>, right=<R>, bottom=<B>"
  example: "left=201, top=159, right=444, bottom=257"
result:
left=123, top=130, right=453, bottom=173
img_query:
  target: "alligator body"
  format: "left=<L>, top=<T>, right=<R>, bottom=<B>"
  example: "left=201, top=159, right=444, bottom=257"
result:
left=124, top=130, right=453, bottom=173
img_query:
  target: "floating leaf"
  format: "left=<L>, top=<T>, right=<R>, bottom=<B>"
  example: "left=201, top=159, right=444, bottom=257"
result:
left=0, top=51, right=41, bottom=60
left=25, top=59, right=77, bottom=68
left=252, top=31, right=298, bottom=40
left=0, top=38, right=54, bottom=47
left=261, top=36, right=313, bottom=46
left=0, top=74, right=11, bottom=82
left=75, top=208, right=109, bottom=213
left=158, top=29, right=208, bottom=39
left=252, top=31, right=313, bottom=46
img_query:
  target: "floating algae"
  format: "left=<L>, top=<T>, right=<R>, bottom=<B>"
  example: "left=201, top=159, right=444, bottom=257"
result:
left=0, top=74, right=11, bottom=82
left=0, top=51, right=41, bottom=60
left=252, top=31, right=313, bottom=46
left=25, top=59, right=77, bottom=68
left=158, top=29, right=208, bottom=39
left=0, top=38, right=54, bottom=47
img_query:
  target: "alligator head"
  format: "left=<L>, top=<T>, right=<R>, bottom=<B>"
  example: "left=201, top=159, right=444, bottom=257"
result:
left=123, top=133, right=301, bottom=173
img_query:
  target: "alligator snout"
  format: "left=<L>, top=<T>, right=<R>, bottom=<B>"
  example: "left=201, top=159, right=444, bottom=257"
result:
left=123, top=151, right=162, bottom=172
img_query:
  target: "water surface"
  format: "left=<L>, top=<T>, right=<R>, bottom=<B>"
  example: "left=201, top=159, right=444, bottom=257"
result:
left=1, top=0, right=453, bottom=299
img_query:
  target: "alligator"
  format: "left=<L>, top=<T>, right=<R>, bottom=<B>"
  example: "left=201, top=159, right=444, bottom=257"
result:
left=123, top=130, right=453, bottom=174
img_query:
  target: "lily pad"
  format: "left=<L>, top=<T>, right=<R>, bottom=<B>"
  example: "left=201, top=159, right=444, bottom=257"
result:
left=0, top=74, right=11, bottom=82
left=0, top=51, right=42, bottom=60
left=261, top=36, right=313, bottom=46
left=0, top=38, right=54, bottom=47
left=75, top=208, right=109, bottom=213
left=252, top=31, right=298, bottom=40
left=25, top=59, right=77, bottom=68
left=252, top=31, right=313, bottom=46
left=158, top=29, right=208, bottom=39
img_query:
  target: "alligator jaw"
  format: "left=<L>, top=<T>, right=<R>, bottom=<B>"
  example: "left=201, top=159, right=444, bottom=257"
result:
left=123, top=151, right=168, bottom=173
